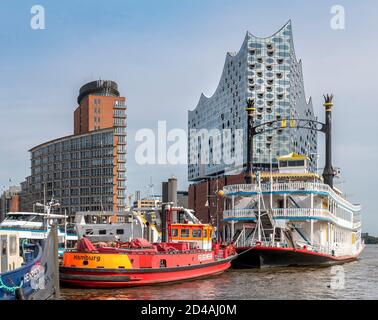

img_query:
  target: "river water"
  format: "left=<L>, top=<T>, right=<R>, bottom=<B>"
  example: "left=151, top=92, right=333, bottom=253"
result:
left=61, top=245, right=378, bottom=300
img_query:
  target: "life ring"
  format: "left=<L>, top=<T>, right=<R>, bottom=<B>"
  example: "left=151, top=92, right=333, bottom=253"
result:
left=255, top=241, right=261, bottom=246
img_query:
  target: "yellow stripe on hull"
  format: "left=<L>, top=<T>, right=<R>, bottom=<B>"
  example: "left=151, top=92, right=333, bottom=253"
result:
left=63, top=252, right=133, bottom=269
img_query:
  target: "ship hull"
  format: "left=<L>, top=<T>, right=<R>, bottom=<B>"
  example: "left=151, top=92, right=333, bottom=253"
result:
left=60, top=257, right=233, bottom=288
left=233, top=246, right=363, bottom=268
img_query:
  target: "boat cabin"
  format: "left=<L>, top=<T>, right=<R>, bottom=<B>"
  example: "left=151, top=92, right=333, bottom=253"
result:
left=278, top=152, right=309, bottom=174
left=0, top=231, right=24, bottom=274
left=74, top=211, right=160, bottom=243
left=169, top=223, right=213, bottom=250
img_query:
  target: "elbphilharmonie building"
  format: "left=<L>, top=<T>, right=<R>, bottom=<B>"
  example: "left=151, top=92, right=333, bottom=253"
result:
left=188, top=21, right=317, bottom=181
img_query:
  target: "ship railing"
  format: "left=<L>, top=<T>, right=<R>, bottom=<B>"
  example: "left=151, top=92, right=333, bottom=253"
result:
left=310, top=243, right=350, bottom=256
left=223, top=208, right=356, bottom=230
left=234, top=228, right=246, bottom=247
left=223, top=182, right=361, bottom=212
left=223, top=209, right=257, bottom=220
left=353, top=221, right=362, bottom=229
left=235, top=237, right=349, bottom=256
left=250, top=240, right=287, bottom=248
left=310, top=244, right=330, bottom=255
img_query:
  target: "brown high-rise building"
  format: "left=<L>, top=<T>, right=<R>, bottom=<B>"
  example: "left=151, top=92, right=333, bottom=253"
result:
left=21, top=80, right=127, bottom=217
left=74, top=81, right=125, bottom=135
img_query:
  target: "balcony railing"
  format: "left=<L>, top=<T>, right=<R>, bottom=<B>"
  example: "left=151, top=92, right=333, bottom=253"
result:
left=223, top=182, right=361, bottom=212
left=223, top=208, right=358, bottom=230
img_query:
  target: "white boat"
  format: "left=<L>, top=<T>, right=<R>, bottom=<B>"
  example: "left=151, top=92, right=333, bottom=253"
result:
left=74, top=207, right=201, bottom=244
left=1, top=228, right=60, bottom=300
left=0, top=199, right=77, bottom=255
left=0, top=212, right=76, bottom=241
left=74, top=210, right=160, bottom=243
left=223, top=153, right=364, bottom=267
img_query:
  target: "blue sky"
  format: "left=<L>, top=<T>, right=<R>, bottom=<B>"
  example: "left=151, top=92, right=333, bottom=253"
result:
left=0, top=0, right=377, bottom=233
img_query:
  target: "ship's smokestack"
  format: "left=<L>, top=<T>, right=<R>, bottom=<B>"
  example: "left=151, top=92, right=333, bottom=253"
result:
left=161, top=176, right=178, bottom=242
left=161, top=182, right=168, bottom=243
left=245, top=99, right=255, bottom=184
left=168, top=176, right=177, bottom=206
left=322, top=94, right=335, bottom=188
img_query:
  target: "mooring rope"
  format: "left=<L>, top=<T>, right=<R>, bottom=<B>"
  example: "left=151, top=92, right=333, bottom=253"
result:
left=0, top=275, right=23, bottom=294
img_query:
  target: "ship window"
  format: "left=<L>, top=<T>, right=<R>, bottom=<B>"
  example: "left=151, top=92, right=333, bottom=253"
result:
left=160, top=259, right=167, bottom=268
left=99, top=230, right=106, bottom=235
left=292, top=160, right=305, bottom=167
left=286, top=160, right=305, bottom=167
left=171, top=228, right=178, bottom=237
left=204, top=229, right=208, bottom=238
left=116, top=229, right=124, bottom=235
left=1, top=240, right=6, bottom=255
left=192, top=229, right=202, bottom=238
left=9, top=236, right=17, bottom=255
left=280, top=161, right=288, bottom=167
left=180, top=229, right=190, bottom=238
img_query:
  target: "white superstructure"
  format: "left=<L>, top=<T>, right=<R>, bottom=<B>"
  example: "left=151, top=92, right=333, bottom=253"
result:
left=223, top=153, right=363, bottom=259
left=74, top=210, right=160, bottom=243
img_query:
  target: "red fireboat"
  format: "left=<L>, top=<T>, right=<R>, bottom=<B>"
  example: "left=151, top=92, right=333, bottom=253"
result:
left=60, top=205, right=236, bottom=288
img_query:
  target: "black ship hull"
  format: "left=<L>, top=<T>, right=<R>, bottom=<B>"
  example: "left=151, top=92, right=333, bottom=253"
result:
left=233, top=246, right=360, bottom=268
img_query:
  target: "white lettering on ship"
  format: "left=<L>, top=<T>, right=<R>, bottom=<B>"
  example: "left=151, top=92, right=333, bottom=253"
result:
left=198, top=253, right=213, bottom=262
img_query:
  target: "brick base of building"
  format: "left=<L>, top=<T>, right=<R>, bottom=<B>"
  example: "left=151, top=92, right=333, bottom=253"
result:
left=188, top=173, right=246, bottom=231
